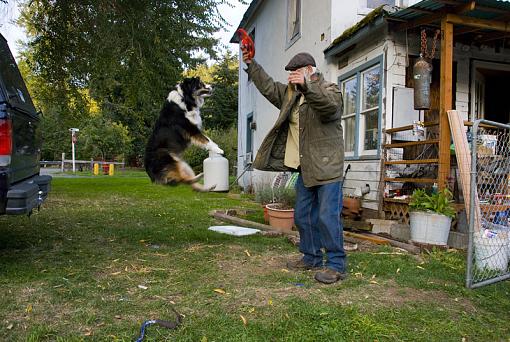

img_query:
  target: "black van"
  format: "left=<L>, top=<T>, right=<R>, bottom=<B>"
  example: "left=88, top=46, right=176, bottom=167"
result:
left=0, top=33, right=51, bottom=215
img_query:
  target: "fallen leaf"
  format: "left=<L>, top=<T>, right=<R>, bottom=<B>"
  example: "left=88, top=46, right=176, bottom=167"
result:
left=370, top=280, right=379, bottom=284
left=396, top=268, right=401, bottom=273
left=6, top=323, right=13, bottom=330
left=354, top=272, right=363, bottom=278
left=139, top=240, right=146, bottom=243
left=26, top=304, right=33, bottom=313
left=213, top=288, right=226, bottom=295
left=111, top=271, right=121, bottom=276
left=84, top=329, right=92, bottom=336
left=114, top=315, right=122, bottom=320
left=113, top=259, right=120, bottom=262
left=248, top=307, right=255, bottom=313
left=281, top=269, right=290, bottom=273
left=268, top=299, right=273, bottom=306
left=417, top=266, right=425, bottom=270
left=240, top=315, right=247, bottom=326
left=244, top=250, right=251, bottom=257
left=137, top=285, right=148, bottom=290
left=371, top=274, right=376, bottom=279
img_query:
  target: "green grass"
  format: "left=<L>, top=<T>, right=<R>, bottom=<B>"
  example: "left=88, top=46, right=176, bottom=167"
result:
left=1, top=172, right=509, bottom=341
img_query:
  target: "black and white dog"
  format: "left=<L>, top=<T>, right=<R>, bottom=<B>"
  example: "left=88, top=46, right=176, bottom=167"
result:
left=144, top=77, right=223, bottom=191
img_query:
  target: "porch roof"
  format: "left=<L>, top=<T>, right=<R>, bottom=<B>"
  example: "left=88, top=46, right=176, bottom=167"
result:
left=325, top=0, right=510, bottom=58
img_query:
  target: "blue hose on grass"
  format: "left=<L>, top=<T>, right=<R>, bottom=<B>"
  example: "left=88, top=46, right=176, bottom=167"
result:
left=135, top=308, right=182, bottom=341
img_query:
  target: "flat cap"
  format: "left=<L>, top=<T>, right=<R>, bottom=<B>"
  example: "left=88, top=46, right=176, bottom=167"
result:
left=285, top=52, right=316, bottom=71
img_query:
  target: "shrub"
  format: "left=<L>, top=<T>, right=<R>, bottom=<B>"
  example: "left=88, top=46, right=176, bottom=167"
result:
left=183, top=125, right=237, bottom=174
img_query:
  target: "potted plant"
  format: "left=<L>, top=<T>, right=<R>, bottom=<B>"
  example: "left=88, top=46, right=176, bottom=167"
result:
left=409, top=188, right=456, bottom=246
left=265, top=187, right=296, bottom=232
left=255, top=186, right=273, bottom=223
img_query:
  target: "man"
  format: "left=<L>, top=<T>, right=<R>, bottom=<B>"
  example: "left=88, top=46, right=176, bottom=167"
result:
left=241, top=47, right=347, bottom=284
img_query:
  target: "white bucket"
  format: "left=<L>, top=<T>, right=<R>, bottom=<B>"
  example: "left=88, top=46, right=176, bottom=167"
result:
left=474, top=232, right=509, bottom=272
left=409, top=211, right=452, bottom=246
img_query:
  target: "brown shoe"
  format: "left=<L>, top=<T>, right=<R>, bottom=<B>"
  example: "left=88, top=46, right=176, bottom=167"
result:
left=314, top=268, right=347, bottom=284
left=286, top=259, right=322, bottom=271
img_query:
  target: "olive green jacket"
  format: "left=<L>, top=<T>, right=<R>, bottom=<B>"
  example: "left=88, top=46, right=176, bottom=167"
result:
left=246, top=60, right=344, bottom=187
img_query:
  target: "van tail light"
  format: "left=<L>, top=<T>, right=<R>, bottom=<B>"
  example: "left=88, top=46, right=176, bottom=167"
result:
left=0, top=118, right=12, bottom=166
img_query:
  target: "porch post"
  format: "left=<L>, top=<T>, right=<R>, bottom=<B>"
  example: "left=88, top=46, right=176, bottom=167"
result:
left=439, top=17, right=453, bottom=190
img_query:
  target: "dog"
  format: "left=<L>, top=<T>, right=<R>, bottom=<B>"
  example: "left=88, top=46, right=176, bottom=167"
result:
left=144, top=77, right=223, bottom=191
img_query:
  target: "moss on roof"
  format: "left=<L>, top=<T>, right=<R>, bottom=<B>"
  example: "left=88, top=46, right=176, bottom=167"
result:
left=329, top=5, right=388, bottom=49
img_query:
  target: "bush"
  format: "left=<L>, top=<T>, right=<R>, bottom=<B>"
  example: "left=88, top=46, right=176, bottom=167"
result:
left=183, top=125, right=237, bottom=174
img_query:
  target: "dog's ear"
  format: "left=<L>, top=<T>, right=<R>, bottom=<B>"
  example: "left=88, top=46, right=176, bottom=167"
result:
left=180, top=78, right=193, bottom=94
left=181, top=78, right=197, bottom=110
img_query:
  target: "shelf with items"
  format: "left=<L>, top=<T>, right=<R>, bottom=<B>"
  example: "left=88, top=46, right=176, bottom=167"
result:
left=382, top=121, right=440, bottom=199
left=382, top=121, right=441, bottom=222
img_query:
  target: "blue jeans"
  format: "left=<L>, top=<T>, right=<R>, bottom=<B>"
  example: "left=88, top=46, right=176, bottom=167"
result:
left=294, top=174, right=346, bottom=273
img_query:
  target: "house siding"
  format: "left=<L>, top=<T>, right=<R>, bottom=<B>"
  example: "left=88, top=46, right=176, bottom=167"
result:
left=236, top=0, right=332, bottom=188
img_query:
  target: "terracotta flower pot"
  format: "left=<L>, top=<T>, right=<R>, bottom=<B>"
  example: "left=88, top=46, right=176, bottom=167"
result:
left=262, top=204, right=269, bottom=224
left=266, top=203, right=295, bottom=232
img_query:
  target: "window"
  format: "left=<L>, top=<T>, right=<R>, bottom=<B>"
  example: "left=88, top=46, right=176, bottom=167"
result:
left=339, top=58, right=382, bottom=158
left=287, top=0, right=301, bottom=46
left=361, top=66, right=381, bottom=151
left=342, top=77, right=357, bottom=155
left=246, top=113, right=253, bottom=155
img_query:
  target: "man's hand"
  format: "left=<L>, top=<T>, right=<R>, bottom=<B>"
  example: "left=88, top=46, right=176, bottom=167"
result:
left=241, top=46, right=252, bottom=65
left=288, top=69, right=305, bottom=86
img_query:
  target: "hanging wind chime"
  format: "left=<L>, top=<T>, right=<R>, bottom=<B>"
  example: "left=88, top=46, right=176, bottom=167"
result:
left=413, top=29, right=440, bottom=110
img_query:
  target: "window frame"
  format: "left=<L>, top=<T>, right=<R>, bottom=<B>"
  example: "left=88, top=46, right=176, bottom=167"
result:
left=338, top=56, right=384, bottom=160
left=246, top=112, right=254, bottom=156
left=286, top=0, right=301, bottom=49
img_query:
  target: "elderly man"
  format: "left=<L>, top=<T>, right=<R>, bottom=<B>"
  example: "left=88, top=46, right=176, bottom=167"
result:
left=242, top=48, right=347, bottom=284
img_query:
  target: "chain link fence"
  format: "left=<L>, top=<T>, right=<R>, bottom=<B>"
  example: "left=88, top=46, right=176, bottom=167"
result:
left=466, top=120, right=510, bottom=288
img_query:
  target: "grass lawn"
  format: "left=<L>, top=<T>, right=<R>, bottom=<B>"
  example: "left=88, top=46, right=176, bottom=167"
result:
left=1, top=171, right=509, bottom=341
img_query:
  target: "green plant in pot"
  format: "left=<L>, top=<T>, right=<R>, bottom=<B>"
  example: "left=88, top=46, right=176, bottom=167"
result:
left=265, top=187, right=296, bottom=231
left=409, top=188, right=456, bottom=246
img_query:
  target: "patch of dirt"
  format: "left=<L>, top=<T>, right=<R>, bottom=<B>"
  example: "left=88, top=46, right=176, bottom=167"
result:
left=211, top=245, right=476, bottom=314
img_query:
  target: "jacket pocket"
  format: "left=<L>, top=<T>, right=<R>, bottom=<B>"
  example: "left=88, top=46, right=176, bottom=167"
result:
left=310, top=138, right=342, bottom=181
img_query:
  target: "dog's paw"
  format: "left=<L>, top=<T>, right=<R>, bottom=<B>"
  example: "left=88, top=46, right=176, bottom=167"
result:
left=207, top=143, right=224, bottom=155
left=213, top=147, right=224, bottom=155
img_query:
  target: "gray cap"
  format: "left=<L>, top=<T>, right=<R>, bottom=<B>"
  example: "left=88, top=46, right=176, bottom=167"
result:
left=285, top=52, right=316, bottom=71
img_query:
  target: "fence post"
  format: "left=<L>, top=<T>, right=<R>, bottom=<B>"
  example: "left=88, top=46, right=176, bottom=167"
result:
left=61, top=153, right=65, bottom=172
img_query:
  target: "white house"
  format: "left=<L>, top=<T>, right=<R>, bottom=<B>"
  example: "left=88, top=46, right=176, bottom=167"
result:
left=231, top=0, right=510, bottom=219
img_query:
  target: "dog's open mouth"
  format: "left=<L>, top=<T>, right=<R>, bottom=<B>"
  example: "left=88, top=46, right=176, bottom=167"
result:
left=196, top=87, right=212, bottom=97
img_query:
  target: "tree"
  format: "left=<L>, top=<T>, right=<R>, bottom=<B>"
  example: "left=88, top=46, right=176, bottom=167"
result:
left=17, top=0, right=233, bottom=164
left=186, top=52, right=238, bottom=129
left=80, top=116, right=132, bottom=161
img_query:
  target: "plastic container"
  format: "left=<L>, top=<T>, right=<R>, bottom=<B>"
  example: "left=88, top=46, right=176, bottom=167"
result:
left=409, top=211, right=452, bottom=246
left=203, top=152, right=229, bottom=192
left=474, top=231, right=509, bottom=272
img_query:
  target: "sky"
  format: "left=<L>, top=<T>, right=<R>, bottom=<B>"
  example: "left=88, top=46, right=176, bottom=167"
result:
left=0, top=0, right=250, bottom=61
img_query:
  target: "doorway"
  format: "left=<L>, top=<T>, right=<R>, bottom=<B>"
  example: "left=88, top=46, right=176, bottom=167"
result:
left=471, top=61, right=510, bottom=124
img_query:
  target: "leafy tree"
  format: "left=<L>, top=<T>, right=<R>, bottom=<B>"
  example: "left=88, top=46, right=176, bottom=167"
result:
left=201, top=51, right=239, bottom=129
left=80, top=116, right=132, bottom=161
left=16, top=0, right=234, bottom=164
left=185, top=52, right=238, bottom=129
